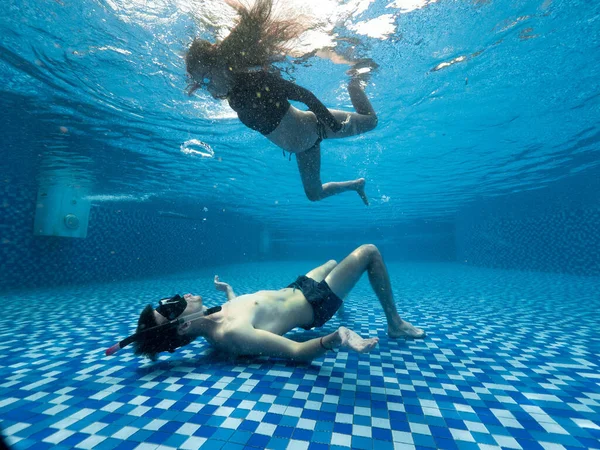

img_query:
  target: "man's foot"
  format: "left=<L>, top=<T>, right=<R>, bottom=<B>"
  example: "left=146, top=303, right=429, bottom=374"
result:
left=355, top=178, right=369, bottom=206
left=338, top=326, right=379, bottom=353
left=388, top=320, right=426, bottom=339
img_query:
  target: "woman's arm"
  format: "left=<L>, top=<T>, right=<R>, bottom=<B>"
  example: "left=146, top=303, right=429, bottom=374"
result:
left=280, top=78, right=343, bottom=132
left=214, top=275, right=236, bottom=301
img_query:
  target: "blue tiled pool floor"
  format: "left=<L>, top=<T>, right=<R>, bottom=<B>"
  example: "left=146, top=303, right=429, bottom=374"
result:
left=1, top=261, right=599, bottom=450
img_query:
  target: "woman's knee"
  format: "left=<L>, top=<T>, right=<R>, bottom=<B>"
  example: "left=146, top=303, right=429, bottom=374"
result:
left=365, top=114, right=378, bottom=132
left=304, top=187, right=323, bottom=202
left=350, top=114, right=377, bottom=135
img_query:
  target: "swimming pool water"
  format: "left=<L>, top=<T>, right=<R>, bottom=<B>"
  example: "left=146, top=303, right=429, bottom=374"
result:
left=1, top=261, right=599, bottom=449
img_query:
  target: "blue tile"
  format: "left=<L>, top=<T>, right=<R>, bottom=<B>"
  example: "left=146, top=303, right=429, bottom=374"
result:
left=194, top=425, right=218, bottom=438
left=351, top=436, right=373, bottom=450
left=211, top=427, right=235, bottom=441
left=413, top=433, right=437, bottom=448
left=292, top=428, right=313, bottom=441
left=267, top=436, right=289, bottom=450
left=372, top=427, right=392, bottom=441
left=246, top=433, right=270, bottom=448
left=312, top=430, right=333, bottom=444
left=333, top=423, right=352, bottom=434
left=273, top=426, right=294, bottom=438
left=308, top=443, right=329, bottom=450
left=221, top=443, right=245, bottom=450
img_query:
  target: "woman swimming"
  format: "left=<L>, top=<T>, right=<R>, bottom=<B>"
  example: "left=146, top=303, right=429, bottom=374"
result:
left=186, top=0, right=378, bottom=205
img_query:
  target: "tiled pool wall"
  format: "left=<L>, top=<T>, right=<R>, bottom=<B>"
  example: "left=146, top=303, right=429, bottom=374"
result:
left=269, top=220, right=457, bottom=264
left=455, top=171, right=600, bottom=276
left=2, top=170, right=600, bottom=291
left=0, top=180, right=265, bottom=291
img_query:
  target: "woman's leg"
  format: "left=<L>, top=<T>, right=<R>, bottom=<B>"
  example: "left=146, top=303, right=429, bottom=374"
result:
left=324, top=78, right=378, bottom=139
left=296, top=143, right=369, bottom=204
left=324, top=244, right=425, bottom=339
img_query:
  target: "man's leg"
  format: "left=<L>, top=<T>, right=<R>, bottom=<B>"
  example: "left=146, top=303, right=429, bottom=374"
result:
left=324, top=244, right=425, bottom=338
left=305, top=260, right=346, bottom=317
left=305, top=260, right=338, bottom=282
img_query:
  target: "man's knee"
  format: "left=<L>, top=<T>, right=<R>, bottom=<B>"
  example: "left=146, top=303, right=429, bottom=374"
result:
left=326, top=259, right=338, bottom=268
left=357, top=243, right=380, bottom=258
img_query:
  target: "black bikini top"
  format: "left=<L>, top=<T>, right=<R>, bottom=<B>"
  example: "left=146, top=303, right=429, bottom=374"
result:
left=227, top=71, right=342, bottom=136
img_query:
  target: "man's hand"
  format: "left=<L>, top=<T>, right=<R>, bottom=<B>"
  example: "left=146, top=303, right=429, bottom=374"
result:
left=214, top=275, right=236, bottom=301
left=214, top=275, right=230, bottom=292
left=336, top=326, right=378, bottom=354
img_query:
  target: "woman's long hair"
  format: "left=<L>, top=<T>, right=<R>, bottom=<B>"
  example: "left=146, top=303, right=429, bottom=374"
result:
left=186, top=0, right=307, bottom=75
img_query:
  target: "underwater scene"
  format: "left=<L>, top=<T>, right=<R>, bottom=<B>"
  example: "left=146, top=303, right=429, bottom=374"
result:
left=0, top=0, right=599, bottom=449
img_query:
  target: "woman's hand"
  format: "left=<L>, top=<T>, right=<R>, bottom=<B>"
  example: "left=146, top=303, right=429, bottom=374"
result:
left=214, top=275, right=230, bottom=292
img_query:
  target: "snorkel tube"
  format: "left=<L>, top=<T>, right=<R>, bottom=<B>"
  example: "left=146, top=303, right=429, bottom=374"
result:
left=105, top=306, right=222, bottom=356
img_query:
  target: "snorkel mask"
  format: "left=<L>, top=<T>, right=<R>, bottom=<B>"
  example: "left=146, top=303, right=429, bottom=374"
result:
left=156, top=294, right=188, bottom=320
left=105, top=295, right=222, bottom=356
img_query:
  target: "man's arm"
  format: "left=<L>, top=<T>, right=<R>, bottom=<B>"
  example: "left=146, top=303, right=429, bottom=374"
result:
left=214, top=275, right=236, bottom=301
left=226, top=326, right=378, bottom=362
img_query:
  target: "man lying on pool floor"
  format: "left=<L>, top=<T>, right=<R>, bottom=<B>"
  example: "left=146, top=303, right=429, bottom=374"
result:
left=107, top=244, right=425, bottom=361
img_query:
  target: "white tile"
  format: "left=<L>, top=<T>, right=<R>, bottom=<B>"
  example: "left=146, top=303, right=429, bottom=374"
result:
left=214, top=406, right=234, bottom=417
left=331, top=432, right=351, bottom=447
left=112, top=426, right=138, bottom=440
left=256, top=422, right=277, bottom=436
left=43, top=429, right=75, bottom=445
left=492, top=435, right=522, bottom=449
left=246, top=410, right=266, bottom=421
left=465, top=420, right=489, bottom=433
left=449, top=428, right=475, bottom=442
left=220, top=417, right=242, bottom=429
left=335, top=413, right=353, bottom=424
left=80, top=422, right=109, bottom=434
left=409, top=423, right=430, bottom=435
left=286, top=439, right=309, bottom=450
left=143, top=419, right=168, bottom=431
left=572, top=418, right=600, bottom=430
left=296, top=418, right=316, bottom=430
left=75, top=435, right=107, bottom=449
left=175, top=423, right=200, bottom=436
left=180, top=437, right=207, bottom=450
left=392, top=431, right=414, bottom=445
left=372, top=417, right=391, bottom=429
left=352, top=424, right=371, bottom=437
left=285, top=407, right=302, bottom=417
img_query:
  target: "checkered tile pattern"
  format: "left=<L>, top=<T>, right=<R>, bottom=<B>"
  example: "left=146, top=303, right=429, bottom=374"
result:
left=1, top=262, right=599, bottom=450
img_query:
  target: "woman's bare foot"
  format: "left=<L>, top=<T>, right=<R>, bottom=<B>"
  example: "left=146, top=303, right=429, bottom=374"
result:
left=388, top=320, right=426, bottom=339
left=355, top=178, right=369, bottom=206
left=337, top=326, right=378, bottom=353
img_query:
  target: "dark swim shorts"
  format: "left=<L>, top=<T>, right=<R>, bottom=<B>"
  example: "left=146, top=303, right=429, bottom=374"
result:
left=288, top=275, right=343, bottom=330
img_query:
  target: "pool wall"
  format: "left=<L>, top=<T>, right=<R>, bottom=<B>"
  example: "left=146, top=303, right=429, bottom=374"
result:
left=1, top=167, right=599, bottom=291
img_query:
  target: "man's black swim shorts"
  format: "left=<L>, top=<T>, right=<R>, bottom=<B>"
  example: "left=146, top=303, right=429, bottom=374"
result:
left=287, top=275, right=343, bottom=330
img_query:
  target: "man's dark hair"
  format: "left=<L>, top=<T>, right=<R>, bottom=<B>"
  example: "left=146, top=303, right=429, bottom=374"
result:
left=132, top=305, right=195, bottom=360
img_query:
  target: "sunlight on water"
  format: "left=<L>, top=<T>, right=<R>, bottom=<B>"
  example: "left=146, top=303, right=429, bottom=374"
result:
left=103, top=0, right=437, bottom=49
